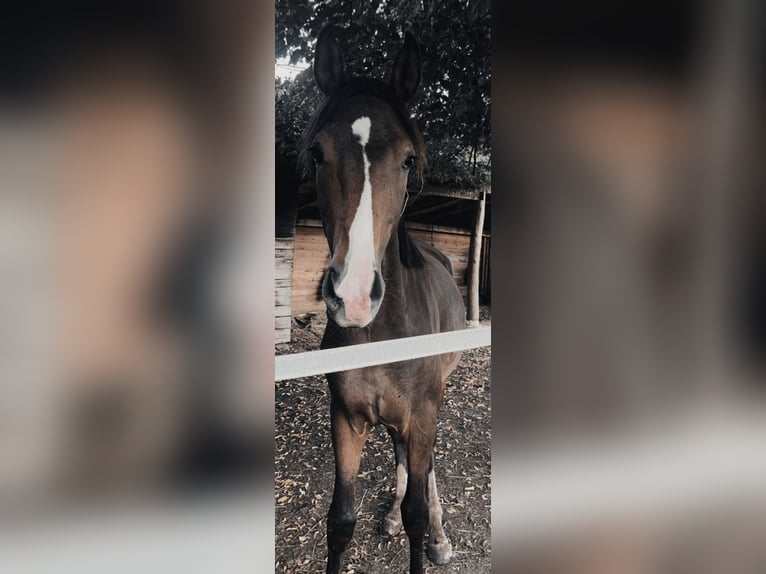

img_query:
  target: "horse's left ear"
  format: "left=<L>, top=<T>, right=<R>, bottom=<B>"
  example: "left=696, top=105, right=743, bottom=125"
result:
left=390, top=32, right=421, bottom=102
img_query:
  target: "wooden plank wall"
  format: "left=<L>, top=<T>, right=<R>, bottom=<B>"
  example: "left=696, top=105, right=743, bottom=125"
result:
left=289, top=220, right=473, bottom=316
left=275, top=237, right=294, bottom=343
left=408, top=228, right=470, bottom=298
left=291, top=223, right=331, bottom=315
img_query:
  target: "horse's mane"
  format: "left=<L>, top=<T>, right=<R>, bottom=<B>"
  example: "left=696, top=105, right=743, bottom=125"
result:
left=397, top=220, right=426, bottom=269
left=298, top=77, right=427, bottom=182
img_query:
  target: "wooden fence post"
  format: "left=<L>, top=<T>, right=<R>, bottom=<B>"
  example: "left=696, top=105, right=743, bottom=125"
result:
left=467, top=190, right=486, bottom=327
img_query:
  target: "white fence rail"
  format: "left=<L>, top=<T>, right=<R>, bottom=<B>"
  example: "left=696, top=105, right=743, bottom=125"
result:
left=274, top=325, right=491, bottom=381
left=496, top=414, right=766, bottom=543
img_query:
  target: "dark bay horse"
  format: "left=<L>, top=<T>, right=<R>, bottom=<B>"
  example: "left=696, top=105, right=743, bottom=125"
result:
left=301, top=26, right=466, bottom=574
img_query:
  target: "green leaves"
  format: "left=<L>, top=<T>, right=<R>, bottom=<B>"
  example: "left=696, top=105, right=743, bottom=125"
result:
left=276, top=0, right=490, bottom=189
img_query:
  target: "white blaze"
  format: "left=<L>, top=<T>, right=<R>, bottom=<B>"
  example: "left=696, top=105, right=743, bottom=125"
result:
left=335, top=116, right=375, bottom=314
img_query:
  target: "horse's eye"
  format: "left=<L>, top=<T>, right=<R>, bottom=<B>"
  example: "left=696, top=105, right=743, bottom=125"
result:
left=310, top=142, right=324, bottom=165
left=402, top=153, right=417, bottom=171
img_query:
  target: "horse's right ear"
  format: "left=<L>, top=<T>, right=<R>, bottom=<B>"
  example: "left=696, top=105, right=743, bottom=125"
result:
left=314, top=26, right=347, bottom=96
left=390, top=31, right=421, bottom=102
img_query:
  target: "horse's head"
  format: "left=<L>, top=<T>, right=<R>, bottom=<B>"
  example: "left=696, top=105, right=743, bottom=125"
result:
left=305, top=26, right=425, bottom=328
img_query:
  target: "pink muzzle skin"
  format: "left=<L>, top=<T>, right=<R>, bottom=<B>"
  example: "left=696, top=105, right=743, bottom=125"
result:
left=334, top=266, right=375, bottom=327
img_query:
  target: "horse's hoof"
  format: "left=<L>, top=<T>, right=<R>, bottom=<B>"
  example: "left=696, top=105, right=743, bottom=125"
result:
left=382, top=513, right=402, bottom=536
left=427, top=538, right=453, bottom=565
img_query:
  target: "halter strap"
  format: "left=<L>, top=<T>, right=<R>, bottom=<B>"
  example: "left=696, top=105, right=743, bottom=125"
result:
left=400, top=174, right=425, bottom=217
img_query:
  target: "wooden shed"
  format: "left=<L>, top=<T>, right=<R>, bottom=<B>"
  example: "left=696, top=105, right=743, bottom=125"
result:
left=275, top=184, right=490, bottom=344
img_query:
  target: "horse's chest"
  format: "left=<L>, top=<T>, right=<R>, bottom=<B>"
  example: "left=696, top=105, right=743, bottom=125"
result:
left=329, top=361, right=441, bottom=432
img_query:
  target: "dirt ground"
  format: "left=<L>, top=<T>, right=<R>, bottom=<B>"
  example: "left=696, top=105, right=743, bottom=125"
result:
left=275, top=307, right=491, bottom=573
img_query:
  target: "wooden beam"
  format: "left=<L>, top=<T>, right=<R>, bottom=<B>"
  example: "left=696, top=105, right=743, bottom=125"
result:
left=405, top=198, right=467, bottom=219
left=419, top=185, right=490, bottom=201
left=295, top=184, right=489, bottom=203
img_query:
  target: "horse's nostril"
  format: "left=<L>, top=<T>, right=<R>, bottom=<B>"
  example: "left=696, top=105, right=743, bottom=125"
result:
left=370, top=270, right=384, bottom=302
left=322, top=266, right=342, bottom=308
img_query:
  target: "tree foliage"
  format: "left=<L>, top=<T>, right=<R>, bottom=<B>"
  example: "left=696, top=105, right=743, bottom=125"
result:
left=275, top=0, right=490, bottom=189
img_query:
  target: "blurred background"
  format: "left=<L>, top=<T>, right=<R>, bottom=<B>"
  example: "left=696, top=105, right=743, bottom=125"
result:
left=2, top=0, right=766, bottom=572
left=0, top=1, right=274, bottom=572
left=493, top=1, right=766, bottom=572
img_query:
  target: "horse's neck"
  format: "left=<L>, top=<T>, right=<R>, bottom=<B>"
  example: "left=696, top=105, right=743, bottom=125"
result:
left=377, top=227, right=420, bottom=328
left=381, top=226, right=406, bottom=299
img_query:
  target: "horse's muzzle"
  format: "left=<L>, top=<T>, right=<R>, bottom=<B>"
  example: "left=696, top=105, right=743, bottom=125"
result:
left=322, top=264, right=384, bottom=328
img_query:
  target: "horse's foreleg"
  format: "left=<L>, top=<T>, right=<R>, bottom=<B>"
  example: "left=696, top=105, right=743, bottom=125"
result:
left=402, top=423, right=436, bottom=574
left=426, top=453, right=453, bottom=564
left=326, top=402, right=367, bottom=574
left=383, top=429, right=408, bottom=535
